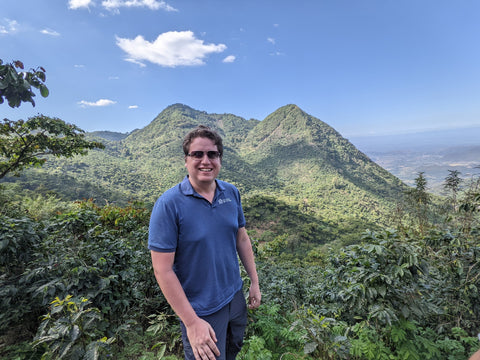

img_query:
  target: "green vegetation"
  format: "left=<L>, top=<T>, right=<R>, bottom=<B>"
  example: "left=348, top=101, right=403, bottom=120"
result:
left=1, top=103, right=407, bottom=245
left=1, top=171, right=479, bottom=359
left=0, top=58, right=104, bottom=180
left=0, top=59, right=49, bottom=108
left=0, top=116, right=104, bottom=179
left=1, top=63, right=479, bottom=358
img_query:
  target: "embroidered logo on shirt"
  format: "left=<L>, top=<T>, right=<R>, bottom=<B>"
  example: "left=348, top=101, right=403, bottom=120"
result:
left=218, top=198, right=232, bottom=205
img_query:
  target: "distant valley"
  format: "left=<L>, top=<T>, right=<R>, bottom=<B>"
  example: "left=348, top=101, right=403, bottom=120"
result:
left=349, top=127, right=480, bottom=193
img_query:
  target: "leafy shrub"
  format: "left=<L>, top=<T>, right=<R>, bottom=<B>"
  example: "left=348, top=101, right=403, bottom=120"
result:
left=319, top=229, right=434, bottom=325
left=292, top=307, right=349, bottom=359
left=21, top=204, right=164, bottom=329
left=0, top=215, right=41, bottom=275
left=2, top=194, right=479, bottom=359
left=237, top=336, right=273, bottom=360
left=0, top=215, right=45, bottom=335
left=32, top=295, right=113, bottom=359
left=1, top=200, right=169, bottom=358
left=243, top=304, right=307, bottom=359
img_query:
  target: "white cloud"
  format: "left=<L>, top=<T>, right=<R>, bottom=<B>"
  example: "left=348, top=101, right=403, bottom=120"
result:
left=68, top=0, right=93, bottom=9
left=223, top=55, right=236, bottom=63
left=116, top=31, right=227, bottom=67
left=267, top=37, right=275, bottom=45
left=41, top=28, right=60, bottom=36
left=102, top=0, right=177, bottom=12
left=128, top=105, right=139, bottom=109
left=69, top=0, right=177, bottom=12
left=78, top=99, right=116, bottom=107
left=124, top=58, right=147, bottom=67
left=0, top=19, right=19, bottom=34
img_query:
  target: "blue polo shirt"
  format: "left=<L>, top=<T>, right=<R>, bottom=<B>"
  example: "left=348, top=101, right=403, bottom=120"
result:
left=148, top=176, right=246, bottom=316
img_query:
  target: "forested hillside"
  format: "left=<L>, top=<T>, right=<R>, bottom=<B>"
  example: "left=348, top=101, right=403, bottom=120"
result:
left=2, top=175, right=480, bottom=359
left=2, top=58, right=479, bottom=360
left=1, top=103, right=407, bottom=245
left=2, top=98, right=480, bottom=360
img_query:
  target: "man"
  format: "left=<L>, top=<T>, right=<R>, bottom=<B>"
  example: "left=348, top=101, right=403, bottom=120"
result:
left=149, top=125, right=261, bottom=360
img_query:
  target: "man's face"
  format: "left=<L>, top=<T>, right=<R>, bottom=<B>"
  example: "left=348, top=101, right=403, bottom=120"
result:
left=185, top=137, right=221, bottom=188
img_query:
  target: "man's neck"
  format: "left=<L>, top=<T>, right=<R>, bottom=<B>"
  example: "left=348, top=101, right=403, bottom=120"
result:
left=189, top=179, right=216, bottom=202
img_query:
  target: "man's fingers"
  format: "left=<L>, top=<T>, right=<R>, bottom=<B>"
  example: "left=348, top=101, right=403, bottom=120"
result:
left=194, top=345, right=218, bottom=360
left=208, top=325, right=218, bottom=343
left=248, top=295, right=259, bottom=309
left=187, top=318, right=220, bottom=359
left=207, top=339, right=220, bottom=356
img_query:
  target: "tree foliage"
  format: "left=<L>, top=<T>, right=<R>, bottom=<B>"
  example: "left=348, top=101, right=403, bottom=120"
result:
left=0, top=59, right=49, bottom=108
left=0, top=58, right=104, bottom=179
left=0, top=115, right=104, bottom=179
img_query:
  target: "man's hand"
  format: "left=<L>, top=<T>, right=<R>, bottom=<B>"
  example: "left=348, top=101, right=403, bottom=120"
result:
left=248, top=283, right=261, bottom=309
left=186, top=318, right=220, bottom=360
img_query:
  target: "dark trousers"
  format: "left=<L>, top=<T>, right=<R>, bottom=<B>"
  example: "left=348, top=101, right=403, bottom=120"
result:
left=180, top=289, right=248, bottom=360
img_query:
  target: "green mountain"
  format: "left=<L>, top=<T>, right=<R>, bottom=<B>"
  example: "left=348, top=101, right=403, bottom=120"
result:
left=2, top=103, right=408, bottom=246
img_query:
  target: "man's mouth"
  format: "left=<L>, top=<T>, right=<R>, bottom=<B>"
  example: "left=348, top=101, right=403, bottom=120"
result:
left=199, top=168, right=213, bottom=172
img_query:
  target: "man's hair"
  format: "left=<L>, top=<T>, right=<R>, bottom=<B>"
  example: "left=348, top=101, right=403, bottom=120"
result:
left=182, top=125, right=223, bottom=157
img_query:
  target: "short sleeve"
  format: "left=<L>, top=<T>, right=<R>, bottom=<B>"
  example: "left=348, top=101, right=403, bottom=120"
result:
left=148, top=195, right=178, bottom=252
left=235, top=187, right=246, bottom=228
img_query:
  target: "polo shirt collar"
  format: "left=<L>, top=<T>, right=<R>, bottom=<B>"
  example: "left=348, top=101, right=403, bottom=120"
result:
left=180, top=176, right=225, bottom=196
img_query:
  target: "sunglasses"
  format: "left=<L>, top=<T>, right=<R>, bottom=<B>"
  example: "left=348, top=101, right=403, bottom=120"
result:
left=187, top=150, right=221, bottom=160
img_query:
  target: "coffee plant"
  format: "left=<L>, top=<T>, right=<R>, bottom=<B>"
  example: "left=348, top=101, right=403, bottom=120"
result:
left=1, top=177, right=480, bottom=359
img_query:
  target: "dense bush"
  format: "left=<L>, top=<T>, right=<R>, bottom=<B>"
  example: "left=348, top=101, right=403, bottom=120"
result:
left=0, top=199, right=182, bottom=359
left=1, top=188, right=479, bottom=359
left=249, top=226, right=480, bottom=359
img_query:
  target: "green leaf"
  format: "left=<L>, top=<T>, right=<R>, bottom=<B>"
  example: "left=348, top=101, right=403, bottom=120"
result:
left=304, top=341, right=317, bottom=354
left=84, top=342, right=100, bottom=360
left=155, top=343, right=166, bottom=358
left=70, top=325, right=80, bottom=342
left=36, top=70, right=46, bottom=82
left=0, top=239, right=9, bottom=250
left=40, top=84, right=49, bottom=97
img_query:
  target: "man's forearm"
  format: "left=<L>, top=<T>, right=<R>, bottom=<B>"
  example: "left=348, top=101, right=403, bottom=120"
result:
left=151, top=251, right=221, bottom=357
left=151, top=251, right=199, bottom=326
left=236, top=228, right=260, bottom=285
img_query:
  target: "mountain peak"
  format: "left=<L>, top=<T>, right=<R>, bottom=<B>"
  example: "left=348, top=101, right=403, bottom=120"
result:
left=267, top=104, right=306, bottom=119
left=244, top=104, right=324, bottom=148
left=20, top=102, right=407, bottom=243
left=160, top=103, right=202, bottom=117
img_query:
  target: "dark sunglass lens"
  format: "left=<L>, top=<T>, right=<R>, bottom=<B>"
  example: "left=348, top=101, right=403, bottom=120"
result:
left=191, top=151, right=204, bottom=158
left=207, top=151, right=220, bottom=159
left=188, top=151, right=220, bottom=159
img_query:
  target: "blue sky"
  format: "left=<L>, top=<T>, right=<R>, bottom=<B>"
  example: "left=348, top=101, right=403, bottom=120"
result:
left=2, top=0, right=480, bottom=137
